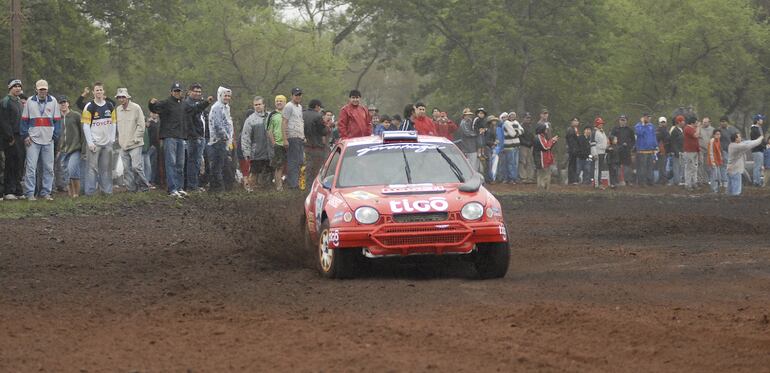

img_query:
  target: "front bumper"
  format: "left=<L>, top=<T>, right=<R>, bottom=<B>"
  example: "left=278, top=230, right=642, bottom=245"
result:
left=326, top=218, right=507, bottom=257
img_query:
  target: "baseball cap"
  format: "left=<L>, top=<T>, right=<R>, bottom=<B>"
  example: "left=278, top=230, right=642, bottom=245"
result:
left=658, top=116, right=667, bottom=123
left=58, top=95, right=68, bottom=103
left=170, top=82, right=182, bottom=91
left=642, top=112, right=650, bottom=117
left=753, top=114, right=766, bottom=121
left=291, top=87, right=303, bottom=96
left=475, top=107, right=487, bottom=114
left=619, top=114, right=627, bottom=119
left=36, top=79, right=49, bottom=90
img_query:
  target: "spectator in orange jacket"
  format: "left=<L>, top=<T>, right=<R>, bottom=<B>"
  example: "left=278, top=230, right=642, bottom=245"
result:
left=337, top=89, right=371, bottom=139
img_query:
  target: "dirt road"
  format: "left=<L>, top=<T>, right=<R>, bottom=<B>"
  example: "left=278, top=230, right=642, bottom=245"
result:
left=1, top=188, right=769, bottom=372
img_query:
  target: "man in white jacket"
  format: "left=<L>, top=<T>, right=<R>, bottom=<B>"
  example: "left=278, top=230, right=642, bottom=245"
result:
left=115, top=88, right=148, bottom=192
left=207, top=86, right=233, bottom=193
left=501, top=111, right=524, bottom=183
left=726, top=132, right=764, bottom=196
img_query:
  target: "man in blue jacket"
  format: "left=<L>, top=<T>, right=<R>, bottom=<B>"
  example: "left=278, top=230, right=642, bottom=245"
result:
left=635, top=113, right=657, bottom=186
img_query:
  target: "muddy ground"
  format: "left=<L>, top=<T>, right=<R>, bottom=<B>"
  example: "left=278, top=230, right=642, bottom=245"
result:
left=1, top=185, right=770, bottom=372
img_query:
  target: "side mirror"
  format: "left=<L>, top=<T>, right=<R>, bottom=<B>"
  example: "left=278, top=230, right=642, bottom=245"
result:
left=459, top=172, right=483, bottom=192
left=322, top=175, right=334, bottom=190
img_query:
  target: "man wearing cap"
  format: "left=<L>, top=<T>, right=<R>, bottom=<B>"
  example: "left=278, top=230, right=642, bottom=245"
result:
left=749, top=114, right=765, bottom=187
left=115, top=88, right=149, bottom=192
left=697, top=116, right=715, bottom=185
left=266, top=95, right=286, bottom=191
left=634, top=113, right=657, bottom=186
left=149, top=82, right=187, bottom=197
left=282, top=87, right=304, bottom=190
left=338, top=89, right=371, bottom=139
left=184, top=83, right=213, bottom=193
left=82, top=82, right=117, bottom=196
left=610, top=114, right=636, bottom=185
left=58, top=96, right=86, bottom=197
left=590, top=117, right=609, bottom=189
left=459, top=108, right=480, bottom=171
left=0, top=79, right=25, bottom=200
left=518, top=112, right=535, bottom=183
left=21, top=79, right=62, bottom=200
left=655, top=116, right=670, bottom=184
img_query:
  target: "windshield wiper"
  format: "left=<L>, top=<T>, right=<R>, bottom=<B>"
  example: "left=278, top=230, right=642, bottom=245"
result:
left=402, top=148, right=413, bottom=184
left=436, top=148, right=465, bottom=182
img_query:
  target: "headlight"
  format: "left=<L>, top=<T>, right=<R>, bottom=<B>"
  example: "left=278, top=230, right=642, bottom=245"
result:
left=461, top=202, right=484, bottom=220
left=354, top=206, right=380, bottom=224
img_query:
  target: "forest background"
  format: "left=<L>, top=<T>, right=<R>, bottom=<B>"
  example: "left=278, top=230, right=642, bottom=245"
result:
left=3, top=0, right=770, bottom=136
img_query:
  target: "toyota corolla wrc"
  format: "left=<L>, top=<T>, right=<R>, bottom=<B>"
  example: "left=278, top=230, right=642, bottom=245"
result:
left=303, top=131, right=510, bottom=279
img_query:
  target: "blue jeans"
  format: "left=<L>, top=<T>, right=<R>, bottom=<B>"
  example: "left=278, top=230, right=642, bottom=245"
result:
left=120, top=147, right=149, bottom=192
left=728, top=172, right=742, bottom=196
left=24, top=142, right=54, bottom=198
left=85, top=144, right=114, bottom=195
left=62, top=151, right=82, bottom=180
left=186, top=137, right=205, bottom=190
left=720, top=151, right=728, bottom=185
left=710, top=166, right=723, bottom=193
left=286, top=138, right=304, bottom=189
left=577, top=158, right=591, bottom=184
left=752, top=152, right=763, bottom=186
left=207, top=141, right=227, bottom=192
left=143, top=148, right=152, bottom=183
left=163, top=138, right=186, bottom=193
left=502, top=148, right=519, bottom=182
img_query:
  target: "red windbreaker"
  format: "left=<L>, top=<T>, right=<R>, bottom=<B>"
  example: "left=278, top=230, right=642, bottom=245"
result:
left=414, top=116, right=437, bottom=136
left=338, top=103, right=372, bottom=139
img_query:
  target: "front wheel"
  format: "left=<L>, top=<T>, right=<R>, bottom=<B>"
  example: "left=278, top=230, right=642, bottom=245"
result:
left=317, top=220, right=357, bottom=279
left=474, top=242, right=510, bottom=279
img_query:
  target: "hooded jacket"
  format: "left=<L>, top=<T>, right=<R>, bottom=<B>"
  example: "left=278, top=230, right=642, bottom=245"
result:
left=533, top=124, right=556, bottom=169
left=208, top=86, right=233, bottom=146
left=241, top=110, right=272, bottom=161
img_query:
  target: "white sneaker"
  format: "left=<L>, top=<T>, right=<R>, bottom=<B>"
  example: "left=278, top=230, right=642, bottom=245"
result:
left=27, top=196, right=37, bottom=201
left=4, top=194, right=18, bottom=200
left=169, top=191, right=183, bottom=198
left=44, top=195, right=54, bottom=201
left=177, top=190, right=189, bottom=197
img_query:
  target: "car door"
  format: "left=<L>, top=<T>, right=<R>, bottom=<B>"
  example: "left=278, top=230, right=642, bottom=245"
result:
left=312, top=147, right=342, bottom=232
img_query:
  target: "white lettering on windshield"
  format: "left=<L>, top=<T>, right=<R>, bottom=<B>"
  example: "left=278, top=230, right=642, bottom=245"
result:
left=356, top=144, right=446, bottom=156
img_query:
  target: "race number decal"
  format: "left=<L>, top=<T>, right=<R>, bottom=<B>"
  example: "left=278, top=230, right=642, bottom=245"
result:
left=329, top=229, right=340, bottom=247
left=390, top=197, right=449, bottom=213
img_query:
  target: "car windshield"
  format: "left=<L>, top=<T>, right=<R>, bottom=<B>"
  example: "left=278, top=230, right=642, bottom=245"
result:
left=336, top=142, right=473, bottom=187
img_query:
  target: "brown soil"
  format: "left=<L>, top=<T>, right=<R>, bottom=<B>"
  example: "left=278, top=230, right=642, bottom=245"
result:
left=1, top=187, right=770, bottom=372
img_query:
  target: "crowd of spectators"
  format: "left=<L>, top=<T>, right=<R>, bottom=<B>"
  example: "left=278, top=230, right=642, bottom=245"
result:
left=2, top=77, right=769, bottom=200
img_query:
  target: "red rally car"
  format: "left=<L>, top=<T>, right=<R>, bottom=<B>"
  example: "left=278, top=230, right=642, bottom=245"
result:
left=303, top=131, right=509, bottom=279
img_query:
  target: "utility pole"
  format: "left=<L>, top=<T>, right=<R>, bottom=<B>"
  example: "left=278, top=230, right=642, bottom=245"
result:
left=10, top=0, right=23, bottom=78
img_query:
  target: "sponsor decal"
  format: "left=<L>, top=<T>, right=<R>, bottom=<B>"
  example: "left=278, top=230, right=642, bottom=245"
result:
left=344, top=190, right=379, bottom=201
left=314, top=194, right=325, bottom=228
left=331, top=211, right=344, bottom=224
left=382, top=184, right=445, bottom=194
left=499, top=224, right=507, bottom=240
left=390, top=197, right=449, bottom=213
left=356, top=143, right=446, bottom=156
left=327, top=194, right=344, bottom=208
left=329, top=229, right=340, bottom=247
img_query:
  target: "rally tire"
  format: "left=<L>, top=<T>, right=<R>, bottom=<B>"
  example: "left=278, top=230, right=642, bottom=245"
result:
left=317, top=220, right=357, bottom=279
left=474, top=242, right=510, bottom=279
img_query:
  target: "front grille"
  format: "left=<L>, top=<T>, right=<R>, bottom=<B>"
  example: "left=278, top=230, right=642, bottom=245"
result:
left=371, top=222, right=472, bottom=248
left=392, top=212, right=448, bottom=223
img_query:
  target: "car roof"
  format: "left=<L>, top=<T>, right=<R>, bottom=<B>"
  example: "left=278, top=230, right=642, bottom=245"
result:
left=339, top=135, right=455, bottom=148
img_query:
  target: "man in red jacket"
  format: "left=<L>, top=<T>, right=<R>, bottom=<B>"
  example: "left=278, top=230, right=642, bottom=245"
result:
left=337, top=89, right=371, bottom=139
left=413, top=102, right=437, bottom=136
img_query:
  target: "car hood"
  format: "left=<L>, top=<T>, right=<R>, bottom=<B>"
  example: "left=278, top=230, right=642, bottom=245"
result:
left=335, top=183, right=489, bottom=214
